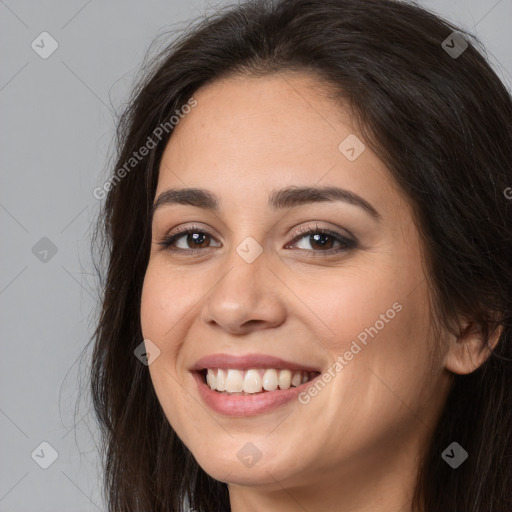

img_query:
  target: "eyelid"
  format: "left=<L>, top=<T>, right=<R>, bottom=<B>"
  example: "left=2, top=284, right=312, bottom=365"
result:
left=157, top=222, right=357, bottom=255
left=288, top=222, right=355, bottom=243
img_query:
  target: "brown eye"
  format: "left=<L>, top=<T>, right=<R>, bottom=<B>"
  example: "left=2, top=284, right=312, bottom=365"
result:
left=157, top=224, right=356, bottom=257
left=158, top=227, right=221, bottom=252
left=286, top=226, right=356, bottom=255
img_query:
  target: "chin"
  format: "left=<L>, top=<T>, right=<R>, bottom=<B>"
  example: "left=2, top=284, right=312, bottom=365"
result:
left=185, top=434, right=295, bottom=486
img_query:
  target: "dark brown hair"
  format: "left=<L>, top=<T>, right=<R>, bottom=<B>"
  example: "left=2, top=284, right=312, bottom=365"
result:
left=89, top=0, right=512, bottom=510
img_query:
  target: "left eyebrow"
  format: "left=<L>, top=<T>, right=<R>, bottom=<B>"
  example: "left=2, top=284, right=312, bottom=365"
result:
left=151, top=185, right=381, bottom=220
left=268, top=185, right=381, bottom=220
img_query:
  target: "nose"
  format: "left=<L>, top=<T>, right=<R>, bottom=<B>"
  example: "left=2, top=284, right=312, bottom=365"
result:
left=200, top=247, right=287, bottom=335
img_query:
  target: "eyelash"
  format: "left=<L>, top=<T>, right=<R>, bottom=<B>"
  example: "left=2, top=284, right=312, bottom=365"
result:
left=157, top=223, right=357, bottom=257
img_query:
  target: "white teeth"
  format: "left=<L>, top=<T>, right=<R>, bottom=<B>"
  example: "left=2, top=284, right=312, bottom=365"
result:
left=243, top=369, right=262, bottom=393
left=205, top=368, right=316, bottom=393
left=291, top=371, right=302, bottom=387
left=216, top=368, right=226, bottom=391
left=278, top=369, right=292, bottom=390
left=225, top=369, right=244, bottom=392
left=262, top=369, right=278, bottom=391
left=206, top=369, right=216, bottom=389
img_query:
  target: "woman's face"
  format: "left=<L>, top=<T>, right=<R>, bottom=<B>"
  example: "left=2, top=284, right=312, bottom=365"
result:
left=140, top=72, right=453, bottom=500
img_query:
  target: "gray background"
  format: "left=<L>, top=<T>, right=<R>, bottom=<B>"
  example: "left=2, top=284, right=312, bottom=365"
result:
left=1, top=0, right=511, bottom=510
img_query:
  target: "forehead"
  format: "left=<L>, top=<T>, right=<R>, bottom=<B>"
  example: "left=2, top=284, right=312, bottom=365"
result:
left=166, top=72, right=349, bottom=162
left=156, top=72, right=405, bottom=218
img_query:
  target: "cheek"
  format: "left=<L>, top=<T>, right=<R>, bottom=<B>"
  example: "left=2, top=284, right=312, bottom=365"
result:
left=300, top=261, right=413, bottom=353
left=140, top=264, right=191, bottom=404
left=327, top=289, right=431, bottom=432
left=140, top=265, right=210, bottom=446
left=140, top=262, right=200, bottom=341
left=295, top=253, right=433, bottom=418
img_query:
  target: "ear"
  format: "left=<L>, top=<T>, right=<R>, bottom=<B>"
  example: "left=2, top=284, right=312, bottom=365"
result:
left=444, top=318, right=503, bottom=375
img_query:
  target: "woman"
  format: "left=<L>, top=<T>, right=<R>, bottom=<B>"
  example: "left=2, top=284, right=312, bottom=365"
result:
left=90, top=0, right=512, bottom=510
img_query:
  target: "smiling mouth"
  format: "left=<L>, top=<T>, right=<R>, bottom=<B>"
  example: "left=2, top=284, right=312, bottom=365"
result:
left=201, top=368, right=320, bottom=395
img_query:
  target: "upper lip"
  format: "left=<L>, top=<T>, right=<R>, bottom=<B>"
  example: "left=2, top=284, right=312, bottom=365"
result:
left=190, top=353, right=322, bottom=373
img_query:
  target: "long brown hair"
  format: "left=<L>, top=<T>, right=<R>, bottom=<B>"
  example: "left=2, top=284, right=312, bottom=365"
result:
left=89, top=1, right=512, bottom=510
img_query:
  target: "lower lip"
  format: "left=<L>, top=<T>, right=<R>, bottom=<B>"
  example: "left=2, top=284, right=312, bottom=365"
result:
left=192, top=371, right=319, bottom=416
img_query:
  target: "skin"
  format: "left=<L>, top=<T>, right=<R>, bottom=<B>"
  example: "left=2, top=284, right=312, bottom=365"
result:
left=140, top=72, right=498, bottom=512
